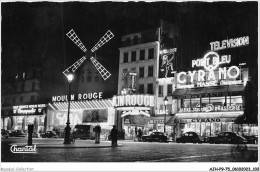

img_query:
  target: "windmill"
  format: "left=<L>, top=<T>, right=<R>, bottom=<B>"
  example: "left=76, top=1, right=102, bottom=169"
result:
left=63, top=29, right=114, bottom=80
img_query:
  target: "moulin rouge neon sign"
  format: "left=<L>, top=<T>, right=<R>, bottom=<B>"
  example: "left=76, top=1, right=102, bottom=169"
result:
left=177, top=51, right=242, bottom=88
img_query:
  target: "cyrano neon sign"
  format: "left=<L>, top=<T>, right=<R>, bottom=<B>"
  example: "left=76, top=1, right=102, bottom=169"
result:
left=177, top=51, right=242, bottom=88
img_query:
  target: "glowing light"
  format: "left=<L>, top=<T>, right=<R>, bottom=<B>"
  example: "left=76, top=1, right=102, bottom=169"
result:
left=90, top=57, right=111, bottom=80
left=66, top=29, right=87, bottom=52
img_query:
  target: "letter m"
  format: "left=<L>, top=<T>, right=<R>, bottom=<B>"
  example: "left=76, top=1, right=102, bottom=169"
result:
left=52, top=96, right=57, bottom=102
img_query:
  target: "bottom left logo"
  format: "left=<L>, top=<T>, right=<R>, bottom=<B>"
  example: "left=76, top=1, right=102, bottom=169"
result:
left=10, top=144, right=37, bottom=153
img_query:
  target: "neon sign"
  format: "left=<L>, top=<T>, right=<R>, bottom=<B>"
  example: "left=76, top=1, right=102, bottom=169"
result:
left=177, top=51, right=243, bottom=88
left=179, top=104, right=242, bottom=113
left=13, top=104, right=46, bottom=115
left=112, top=94, right=155, bottom=107
left=159, top=48, right=177, bottom=78
left=52, top=92, right=103, bottom=102
left=210, top=36, right=249, bottom=51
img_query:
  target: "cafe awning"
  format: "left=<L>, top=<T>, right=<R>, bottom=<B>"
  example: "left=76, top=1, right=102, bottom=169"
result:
left=47, top=99, right=113, bottom=110
left=205, top=86, right=229, bottom=94
left=227, top=84, right=245, bottom=93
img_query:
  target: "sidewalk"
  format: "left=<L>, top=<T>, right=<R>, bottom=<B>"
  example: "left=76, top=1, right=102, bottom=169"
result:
left=9, top=140, right=122, bottom=148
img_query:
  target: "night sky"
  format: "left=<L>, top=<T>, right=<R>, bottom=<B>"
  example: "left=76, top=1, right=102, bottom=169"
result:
left=1, top=1, right=258, bottom=82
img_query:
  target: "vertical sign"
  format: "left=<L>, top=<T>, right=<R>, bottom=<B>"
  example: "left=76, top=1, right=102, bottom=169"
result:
left=159, top=48, right=177, bottom=78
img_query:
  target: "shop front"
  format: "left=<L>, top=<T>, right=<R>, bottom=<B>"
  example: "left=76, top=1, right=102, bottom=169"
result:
left=47, top=99, right=115, bottom=139
left=112, top=94, right=155, bottom=139
left=173, top=50, right=257, bottom=138
left=1, top=104, right=46, bottom=136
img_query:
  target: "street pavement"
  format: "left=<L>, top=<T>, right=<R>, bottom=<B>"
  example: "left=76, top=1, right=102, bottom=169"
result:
left=1, top=137, right=258, bottom=162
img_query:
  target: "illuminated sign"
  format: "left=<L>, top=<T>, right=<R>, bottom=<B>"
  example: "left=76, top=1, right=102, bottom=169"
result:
left=179, top=104, right=242, bottom=113
left=210, top=36, right=249, bottom=51
left=177, top=51, right=243, bottom=88
left=159, top=48, right=177, bottom=78
left=13, top=104, right=46, bottom=115
left=149, top=120, right=164, bottom=124
left=52, top=92, right=103, bottom=102
left=112, top=94, right=155, bottom=107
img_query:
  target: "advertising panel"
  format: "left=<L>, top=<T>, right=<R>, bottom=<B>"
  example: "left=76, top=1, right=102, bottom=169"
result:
left=159, top=48, right=177, bottom=78
left=82, top=109, right=108, bottom=123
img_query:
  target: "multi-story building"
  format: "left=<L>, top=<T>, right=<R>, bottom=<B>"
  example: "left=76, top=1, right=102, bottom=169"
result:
left=113, top=21, right=179, bottom=139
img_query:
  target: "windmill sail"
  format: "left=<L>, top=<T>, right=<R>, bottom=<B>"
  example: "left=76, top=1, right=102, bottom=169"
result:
left=91, top=30, right=114, bottom=53
left=63, top=56, right=86, bottom=77
left=66, top=29, right=87, bottom=52
left=90, top=57, right=111, bottom=80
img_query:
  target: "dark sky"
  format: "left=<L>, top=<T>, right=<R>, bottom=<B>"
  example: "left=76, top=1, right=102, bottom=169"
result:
left=1, top=1, right=258, bottom=81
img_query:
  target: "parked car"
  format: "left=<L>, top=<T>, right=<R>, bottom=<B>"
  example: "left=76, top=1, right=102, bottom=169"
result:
left=41, top=131, right=58, bottom=138
left=243, top=135, right=258, bottom=144
left=1, top=129, right=10, bottom=138
left=9, top=130, right=26, bottom=137
left=207, top=132, right=247, bottom=144
left=176, top=132, right=203, bottom=143
left=141, top=132, right=168, bottom=142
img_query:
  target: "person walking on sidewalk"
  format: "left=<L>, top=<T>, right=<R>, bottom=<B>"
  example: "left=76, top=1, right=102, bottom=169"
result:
left=111, top=125, right=118, bottom=147
left=94, top=125, right=101, bottom=144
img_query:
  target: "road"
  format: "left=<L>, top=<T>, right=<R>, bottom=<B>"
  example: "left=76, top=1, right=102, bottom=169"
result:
left=1, top=137, right=258, bottom=162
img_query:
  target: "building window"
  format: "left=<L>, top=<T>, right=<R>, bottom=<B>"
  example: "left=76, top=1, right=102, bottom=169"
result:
left=125, top=38, right=130, bottom=46
left=123, top=68, right=128, bottom=75
left=130, top=68, right=136, bottom=73
left=148, top=65, right=154, bottom=77
left=87, top=75, right=92, bottom=82
left=159, top=85, right=163, bottom=97
left=123, top=52, right=128, bottom=63
left=13, top=97, right=16, bottom=104
left=31, top=96, right=35, bottom=102
left=22, top=72, right=26, bottom=80
left=147, top=83, right=153, bottom=94
left=167, top=84, right=172, bottom=96
left=20, top=96, right=23, bottom=103
left=133, top=35, right=139, bottom=45
left=139, top=67, right=144, bottom=78
left=131, top=51, right=136, bottom=62
left=32, top=82, right=36, bottom=91
left=94, top=76, right=99, bottom=82
left=140, top=50, right=145, bottom=61
left=139, top=84, right=144, bottom=93
left=21, top=83, right=25, bottom=92
left=148, top=48, right=154, bottom=59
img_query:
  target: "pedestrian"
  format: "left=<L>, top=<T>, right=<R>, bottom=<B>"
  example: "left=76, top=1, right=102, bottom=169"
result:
left=111, top=125, right=118, bottom=147
left=138, top=128, right=143, bottom=141
left=94, top=125, right=101, bottom=144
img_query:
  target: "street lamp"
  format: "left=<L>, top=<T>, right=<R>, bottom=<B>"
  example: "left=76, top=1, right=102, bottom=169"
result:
left=163, top=96, right=168, bottom=133
left=64, top=73, right=74, bottom=144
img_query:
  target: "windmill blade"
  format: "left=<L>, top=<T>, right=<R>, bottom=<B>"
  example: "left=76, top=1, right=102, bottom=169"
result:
left=91, top=30, right=114, bottom=53
left=66, top=29, right=87, bottom=52
left=90, top=57, right=111, bottom=80
left=63, top=56, right=86, bottom=77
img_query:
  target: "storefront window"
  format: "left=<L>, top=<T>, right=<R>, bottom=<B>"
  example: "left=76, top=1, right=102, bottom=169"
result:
left=183, top=99, right=190, bottom=108
left=201, top=98, right=209, bottom=107
left=211, top=123, right=215, bottom=136
left=205, top=123, right=211, bottom=136
left=191, top=98, right=200, bottom=108
left=227, top=122, right=233, bottom=132
left=201, top=123, right=205, bottom=136
left=222, top=122, right=227, bottom=132
left=210, top=97, right=226, bottom=106
left=195, top=122, right=200, bottom=136
left=215, top=122, right=221, bottom=135
left=230, top=96, right=242, bottom=106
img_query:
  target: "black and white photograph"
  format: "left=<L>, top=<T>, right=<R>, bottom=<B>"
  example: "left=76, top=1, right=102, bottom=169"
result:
left=1, top=0, right=259, bottom=171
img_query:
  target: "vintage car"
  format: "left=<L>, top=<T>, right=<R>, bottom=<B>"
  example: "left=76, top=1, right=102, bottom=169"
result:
left=242, top=135, right=258, bottom=144
left=141, top=132, right=168, bottom=142
left=9, top=130, right=26, bottom=137
left=176, top=132, right=203, bottom=143
left=1, top=129, right=10, bottom=138
left=207, top=132, right=247, bottom=144
left=41, top=131, right=58, bottom=138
